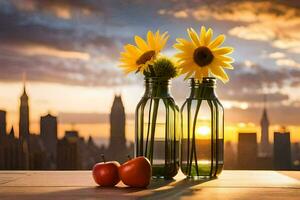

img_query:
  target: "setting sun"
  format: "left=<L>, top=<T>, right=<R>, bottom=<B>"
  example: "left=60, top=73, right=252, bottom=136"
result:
left=196, top=126, right=210, bottom=137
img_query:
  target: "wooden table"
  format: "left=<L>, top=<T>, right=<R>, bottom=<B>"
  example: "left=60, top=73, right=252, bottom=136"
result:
left=0, top=170, right=299, bottom=199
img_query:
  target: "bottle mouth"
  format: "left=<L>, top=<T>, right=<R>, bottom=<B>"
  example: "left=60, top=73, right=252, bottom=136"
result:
left=144, top=77, right=171, bottom=84
left=189, top=77, right=216, bottom=87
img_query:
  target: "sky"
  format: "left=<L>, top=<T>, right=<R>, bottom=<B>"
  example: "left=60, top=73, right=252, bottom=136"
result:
left=0, top=0, right=299, bottom=144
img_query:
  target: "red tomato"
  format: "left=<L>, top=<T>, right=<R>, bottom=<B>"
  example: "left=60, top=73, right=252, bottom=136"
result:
left=119, top=156, right=151, bottom=188
left=92, top=160, right=120, bottom=187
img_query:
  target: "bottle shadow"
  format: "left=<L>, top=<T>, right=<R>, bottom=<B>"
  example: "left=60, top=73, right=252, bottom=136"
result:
left=3, top=177, right=216, bottom=200
left=140, top=177, right=216, bottom=199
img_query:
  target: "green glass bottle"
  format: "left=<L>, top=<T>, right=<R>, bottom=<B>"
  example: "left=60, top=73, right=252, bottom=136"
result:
left=181, top=77, right=224, bottom=178
left=135, top=77, right=179, bottom=179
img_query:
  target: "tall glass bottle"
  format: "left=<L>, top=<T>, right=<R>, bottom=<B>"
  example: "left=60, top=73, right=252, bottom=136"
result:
left=135, top=77, right=179, bottom=179
left=181, top=77, right=224, bottom=178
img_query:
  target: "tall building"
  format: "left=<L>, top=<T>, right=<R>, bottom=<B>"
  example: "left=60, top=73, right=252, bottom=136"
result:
left=107, top=95, right=128, bottom=163
left=0, top=126, right=26, bottom=170
left=292, top=143, right=300, bottom=169
left=27, top=135, right=46, bottom=170
left=19, top=82, right=30, bottom=140
left=40, top=113, right=58, bottom=169
left=57, top=130, right=82, bottom=170
left=0, top=110, right=6, bottom=137
left=8, top=126, right=15, bottom=139
left=224, top=141, right=236, bottom=169
left=260, top=97, right=271, bottom=156
left=273, top=131, right=292, bottom=170
left=237, top=133, right=258, bottom=169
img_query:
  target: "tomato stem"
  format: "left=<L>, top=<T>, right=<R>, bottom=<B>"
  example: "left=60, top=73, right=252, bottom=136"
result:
left=101, top=154, right=105, bottom=163
left=127, top=155, right=131, bottom=160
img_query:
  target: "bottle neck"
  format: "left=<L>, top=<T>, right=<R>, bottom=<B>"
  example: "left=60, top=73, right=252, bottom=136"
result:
left=188, top=78, right=217, bottom=99
left=143, top=77, right=171, bottom=98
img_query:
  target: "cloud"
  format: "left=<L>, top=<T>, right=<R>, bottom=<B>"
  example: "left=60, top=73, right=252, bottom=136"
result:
left=272, top=39, right=300, bottom=53
left=226, top=104, right=300, bottom=125
left=269, top=52, right=286, bottom=59
left=9, top=0, right=100, bottom=19
left=172, top=62, right=296, bottom=105
left=221, top=91, right=289, bottom=103
left=0, top=53, right=127, bottom=87
left=228, top=24, right=276, bottom=41
left=159, top=1, right=300, bottom=53
left=58, top=112, right=134, bottom=124
left=170, top=62, right=300, bottom=125
left=12, top=44, right=90, bottom=61
left=276, top=58, right=300, bottom=68
left=0, top=3, right=128, bottom=87
left=173, top=10, right=189, bottom=18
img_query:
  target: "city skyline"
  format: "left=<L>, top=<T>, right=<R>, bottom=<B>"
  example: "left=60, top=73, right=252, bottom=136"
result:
left=0, top=79, right=299, bottom=145
left=0, top=0, right=299, bottom=144
left=1, top=78, right=299, bottom=170
left=0, top=83, right=133, bottom=169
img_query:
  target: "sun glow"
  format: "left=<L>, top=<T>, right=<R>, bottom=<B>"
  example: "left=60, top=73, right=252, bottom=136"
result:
left=196, top=125, right=210, bottom=137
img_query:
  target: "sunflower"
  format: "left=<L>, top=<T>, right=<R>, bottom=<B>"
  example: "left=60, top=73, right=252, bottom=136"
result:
left=119, top=30, right=169, bottom=74
left=174, top=26, right=234, bottom=82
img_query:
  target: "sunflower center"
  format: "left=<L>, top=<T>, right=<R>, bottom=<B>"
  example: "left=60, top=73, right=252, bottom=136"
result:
left=193, top=46, right=214, bottom=67
left=136, top=50, right=156, bottom=65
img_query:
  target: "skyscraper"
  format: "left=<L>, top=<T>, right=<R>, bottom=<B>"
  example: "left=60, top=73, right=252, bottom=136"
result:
left=260, top=97, right=270, bottom=156
left=224, top=141, right=236, bottom=169
left=19, top=82, right=30, bottom=140
left=40, top=113, right=58, bottom=168
left=8, top=126, right=15, bottom=139
left=274, top=131, right=292, bottom=170
left=57, top=137, right=81, bottom=170
left=0, top=110, right=6, bottom=137
left=107, top=95, right=127, bottom=162
left=237, top=133, right=258, bottom=169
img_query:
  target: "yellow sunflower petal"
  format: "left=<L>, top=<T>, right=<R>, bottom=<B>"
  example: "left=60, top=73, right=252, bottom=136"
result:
left=176, top=38, right=193, bottom=46
left=184, top=71, right=194, bottom=80
left=180, top=63, right=194, bottom=73
left=195, top=70, right=204, bottom=80
left=161, top=31, right=168, bottom=39
left=124, top=44, right=141, bottom=56
left=199, top=26, right=207, bottom=45
left=187, top=28, right=200, bottom=46
left=155, top=30, right=160, bottom=40
left=221, top=62, right=234, bottom=69
left=205, top=28, right=213, bottom=46
left=147, top=31, right=156, bottom=49
left=123, top=67, right=136, bottom=74
left=120, top=52, right=135, bottom=59
left=210, top=66, right=229, bottom=82
left=208, top=34, right=225, bottom=49
left=216, top=55, right=235, bottom=63
left=160, top=34, right=169, bottom=51
left=202, top=67, right=209, bottom=77
left=134, top=36, right=149, bottom=51
left=175, top=52, right=192, bottom=59
left=213, top=47, right=234, bottom=55
left=119, top=57, right=135, bottom=63
left=173, top=43, right=194, bottom=53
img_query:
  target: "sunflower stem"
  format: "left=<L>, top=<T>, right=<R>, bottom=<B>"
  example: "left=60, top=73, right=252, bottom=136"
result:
left=189, top=84, right=206, bottom=176
left=148, top=82, right=160, bottom=164
left=163, top=99, right=169, bottom=176
left=144, top=98, right=153, bottom=155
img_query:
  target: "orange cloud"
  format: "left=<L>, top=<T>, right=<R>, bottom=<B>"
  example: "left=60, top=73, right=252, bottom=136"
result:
left=269, top=52, right=286, bottom=59
left=15, top=44, right=90, bottom=61
left=276, top=59, right=300, bottom=68
left=50, top=6, right=71, bottom=19
left=159, top=1, right=300, bottom=53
